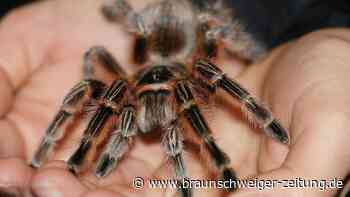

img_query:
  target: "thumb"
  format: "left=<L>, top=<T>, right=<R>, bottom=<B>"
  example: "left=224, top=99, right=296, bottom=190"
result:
left=234, top=31, right=350, bottom=197
left=234, top=82, right=350, bottom=197
left=0, top=7, right=38, bottom=158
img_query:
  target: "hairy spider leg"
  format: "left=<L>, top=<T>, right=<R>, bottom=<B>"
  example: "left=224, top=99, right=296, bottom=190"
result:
left=195, top=20, right=219, bottom=59
left=33, top=45, right=129, bottom=168
left=95, top=105, right=137, bottom=177
left=192, top=0, right=266, bottom=60
left=207, top=24, right=266, bottom=60
left=83, top=46, right=127, bottom=80
left=101, top=0, right=133, bottom=23
left=31, top=79, right=106, bottom=168
left=102, top=0, right=148, bottom=64
left=67, top=79, right=128, bottom=174
left=193, top=60, right=290, bottom=144
left=175, top=80, right=238, bottom=192
left=162, top=120, right=192, bottom=197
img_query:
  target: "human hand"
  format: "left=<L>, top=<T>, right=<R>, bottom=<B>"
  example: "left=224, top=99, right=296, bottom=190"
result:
left=0, top=0, right=348, bottom=197
left=233, top=29, right=350, bottom=197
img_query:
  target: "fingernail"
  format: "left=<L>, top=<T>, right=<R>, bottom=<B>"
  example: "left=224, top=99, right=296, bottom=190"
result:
left=0, top=186, right=22, bottom=197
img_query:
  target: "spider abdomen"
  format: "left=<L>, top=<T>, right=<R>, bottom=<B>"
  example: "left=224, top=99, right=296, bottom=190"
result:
left=150, top=20, right=187, bottom=58
left=134, top=0, right=197, bottom=63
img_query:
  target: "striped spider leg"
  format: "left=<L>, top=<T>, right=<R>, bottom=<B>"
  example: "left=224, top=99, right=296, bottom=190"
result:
left=191, top=0, right=267, bottom=61
left=175, top=80, right=238, bottom=192
left=31, top=46, right=129, bottom=172
left=162, top=119, right=191, bottom=197
left=192, top=59, right=290, bottom=144
left=95, top=102, right=193, bottom=197
left=67, top=79, right=128, bottom=173
left=95, top=105, right=137, bottom=177
left=101, top=0, right=149, bottom=64
left=31, top=79, right=106, bottom=168
left=172, top=60, right=290, bottom=193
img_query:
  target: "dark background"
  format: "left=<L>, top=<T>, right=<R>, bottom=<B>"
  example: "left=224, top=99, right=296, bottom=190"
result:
left=0, top=0, right=349, bottom=48
left=0, top=0, right=33, bottom=18
left=224, top=0, right=350, bottom=47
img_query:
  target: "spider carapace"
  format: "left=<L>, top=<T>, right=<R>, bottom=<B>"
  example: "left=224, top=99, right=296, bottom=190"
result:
left=31, top=1, right=289, bottom=196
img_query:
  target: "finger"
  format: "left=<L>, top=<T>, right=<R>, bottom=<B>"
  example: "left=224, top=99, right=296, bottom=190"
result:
left=31, top=161, right=88, bottom=197
left=0, top=8, right=27, bottom=159
left=0, top=6, right=46, bottom=115
left=0, top=5, right=54, bottom=158
left=262, top=29, right=350, bottom=178
left=235, top=29, right=350, bottom=197
left=0, top=120, right=25, bottom=158
left=0, top=69, right=13, bottom=117
left=0, top=158, right=34, bottom=195
left=234, top=109, right=350, bottom=197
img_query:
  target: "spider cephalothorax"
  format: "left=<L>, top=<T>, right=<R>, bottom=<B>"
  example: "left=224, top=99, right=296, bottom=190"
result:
left=32, top=1, right=289, bottom=196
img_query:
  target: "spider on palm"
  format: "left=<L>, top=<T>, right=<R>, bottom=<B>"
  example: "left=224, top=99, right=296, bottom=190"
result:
left=31, top=0, right=289, bottom=196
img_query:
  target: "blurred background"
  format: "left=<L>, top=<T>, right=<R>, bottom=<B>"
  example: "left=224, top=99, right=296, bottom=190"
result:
left=0, top=0, right=33, bottom=18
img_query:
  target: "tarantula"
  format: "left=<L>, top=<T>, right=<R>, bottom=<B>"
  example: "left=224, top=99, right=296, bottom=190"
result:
left=31, top=0, right=289, bottom=196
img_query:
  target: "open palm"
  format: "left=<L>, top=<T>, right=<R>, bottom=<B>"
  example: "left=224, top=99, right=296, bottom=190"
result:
left=0, top=1, right=348, bottom=197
